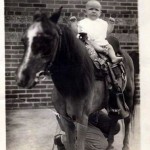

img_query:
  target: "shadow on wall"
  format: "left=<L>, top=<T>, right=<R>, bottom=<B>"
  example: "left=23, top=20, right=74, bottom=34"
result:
left=128, top=51, right=139, bottom=74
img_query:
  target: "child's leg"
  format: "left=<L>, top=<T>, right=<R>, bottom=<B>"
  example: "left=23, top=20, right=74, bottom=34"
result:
left=86, top=44, right=105, bottom=69
left=106, top=44, right=123, bottom=63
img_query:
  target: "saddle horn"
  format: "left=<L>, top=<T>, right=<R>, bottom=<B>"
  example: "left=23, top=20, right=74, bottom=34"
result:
left=50, top=6, right=63, bottom=23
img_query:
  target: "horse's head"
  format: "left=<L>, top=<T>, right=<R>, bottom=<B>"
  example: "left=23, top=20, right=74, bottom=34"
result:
left=16, top=7, right=63, bottom=88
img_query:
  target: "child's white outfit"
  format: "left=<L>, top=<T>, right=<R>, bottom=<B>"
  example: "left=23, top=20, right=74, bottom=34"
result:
left=77, top=18, right=122, bottom=66
left=78, top=18, right=109, bottom=46
left=77, top=18, right=109, bottom=68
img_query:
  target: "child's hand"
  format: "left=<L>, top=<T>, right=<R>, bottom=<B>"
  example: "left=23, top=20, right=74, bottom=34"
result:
left=101, top=46, right=109, bottom=55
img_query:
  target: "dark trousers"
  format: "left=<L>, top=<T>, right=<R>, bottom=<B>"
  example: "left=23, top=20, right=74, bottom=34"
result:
left=89, top=111, right=120, bottom=137
left=56, top=111, right=120, bottom=150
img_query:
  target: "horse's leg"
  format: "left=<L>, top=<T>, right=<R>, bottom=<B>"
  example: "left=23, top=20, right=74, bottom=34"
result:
left=58, top=115, right=76, bottom=150
left=52, top=89, right=76, bottom=150
left=122, top=87, right=134, bottom=150
left=106, top=118, right=118, bottom=150
left=122, top=92, right=134, bottom=150
left=122, top=115, right=131, bottom=150
left=76, top=115, right=88, bottom=150
left=58, top=115, right=88, bottom=150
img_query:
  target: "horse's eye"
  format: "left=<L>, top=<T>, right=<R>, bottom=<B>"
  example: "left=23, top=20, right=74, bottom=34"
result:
left=37, top=33, right=53, bottom=41
left=44, top=34, right=54, bottom=41
left=33, top=37, right=40, bottom=42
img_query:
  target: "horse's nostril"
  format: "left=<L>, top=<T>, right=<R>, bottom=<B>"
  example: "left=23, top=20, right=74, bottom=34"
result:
left=17, top=78, right=27, bottom=88
left=16, top=72, right=30, bottom=88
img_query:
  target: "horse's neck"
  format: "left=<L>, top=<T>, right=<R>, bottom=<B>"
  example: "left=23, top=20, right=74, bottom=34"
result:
left=53, top=25, right=87, bottom=67
left=60, top=26, right=80, bottom=64
left=51, top=25, right=95, bottom=98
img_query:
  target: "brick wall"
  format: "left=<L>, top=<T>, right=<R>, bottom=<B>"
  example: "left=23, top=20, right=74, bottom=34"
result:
left=5, top=0, right=139, bottom=109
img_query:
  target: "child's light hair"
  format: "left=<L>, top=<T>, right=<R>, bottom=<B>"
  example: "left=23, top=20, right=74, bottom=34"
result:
left=86, top=0, right=102, bottom=9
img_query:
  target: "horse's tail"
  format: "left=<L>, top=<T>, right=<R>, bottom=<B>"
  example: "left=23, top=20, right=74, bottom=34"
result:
left=132, top=80, right=137, bottom=113
left=130, top=73, right=139, bottom=134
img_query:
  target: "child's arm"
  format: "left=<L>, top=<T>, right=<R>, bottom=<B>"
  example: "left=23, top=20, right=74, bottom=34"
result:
left=107, top=17, right=115, bottom=35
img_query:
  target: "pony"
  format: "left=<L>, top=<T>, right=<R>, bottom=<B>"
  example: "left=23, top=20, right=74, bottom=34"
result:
left=16, top=8, right=135, bottom=150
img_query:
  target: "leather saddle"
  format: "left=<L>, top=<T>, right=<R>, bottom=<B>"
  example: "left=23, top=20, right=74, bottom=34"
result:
left=79, top=33, right=129, bottom=119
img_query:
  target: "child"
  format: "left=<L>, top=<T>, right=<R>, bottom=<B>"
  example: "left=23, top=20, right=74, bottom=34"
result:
left=70, top=1, right=129, bottom=119
left=70, top=0, right=123, bottom=66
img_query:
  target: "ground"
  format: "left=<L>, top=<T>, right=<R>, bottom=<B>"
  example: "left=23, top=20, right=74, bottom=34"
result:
left=6, top=105, right=140, bottom=150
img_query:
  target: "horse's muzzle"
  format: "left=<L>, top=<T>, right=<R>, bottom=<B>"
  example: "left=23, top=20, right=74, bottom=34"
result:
left=16, top=68, right=33, bottom=88
left=16, top=73, right=30, bottom=88
left=16, top=70, right=47, bottom=89
left=17, top=77, right=36, bottom=89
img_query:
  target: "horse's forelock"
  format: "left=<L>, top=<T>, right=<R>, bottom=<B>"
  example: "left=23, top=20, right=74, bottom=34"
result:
left=33, top=12, right=49, bottom=23
left=33, top=12, right=60, bottom=36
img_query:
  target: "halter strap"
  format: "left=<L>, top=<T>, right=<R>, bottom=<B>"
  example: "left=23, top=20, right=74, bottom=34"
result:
left=45, top=25, right=62, bottom=73
left=35, top=25, right=62, bottom=82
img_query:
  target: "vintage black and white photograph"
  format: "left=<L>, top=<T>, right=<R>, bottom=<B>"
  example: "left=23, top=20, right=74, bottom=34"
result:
left=3, top=0, right=142, bottom=149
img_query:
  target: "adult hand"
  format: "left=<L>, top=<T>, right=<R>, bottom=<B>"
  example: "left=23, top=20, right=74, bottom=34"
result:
left=69, top=16, right=78, bottom=35
left=108, top=17, right=115, bottom=24
left=70, top=16, right=77, bottom=22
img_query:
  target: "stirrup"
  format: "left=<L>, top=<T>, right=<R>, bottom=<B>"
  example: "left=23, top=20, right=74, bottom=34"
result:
left=94, top=59, right=106, bottom=70
left=93, top=60, right=101, bottom=69
left=116, top=93, right=129, bottom=118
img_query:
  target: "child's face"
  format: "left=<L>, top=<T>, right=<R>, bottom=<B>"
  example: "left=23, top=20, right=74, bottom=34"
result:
left=85, top=1, right=102, bottom=20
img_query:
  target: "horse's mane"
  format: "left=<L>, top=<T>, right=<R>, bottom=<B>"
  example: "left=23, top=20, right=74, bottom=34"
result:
left=50, top=23, right=95, bottom=98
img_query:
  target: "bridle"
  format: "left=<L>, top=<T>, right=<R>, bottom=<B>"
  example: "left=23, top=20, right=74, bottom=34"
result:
left=35, top=24, right=62, bottom=83
left=47, top=25, right=62, bottom=69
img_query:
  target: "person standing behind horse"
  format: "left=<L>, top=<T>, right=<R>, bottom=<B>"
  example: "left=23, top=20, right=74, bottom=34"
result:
left=54, top=111, right=120, bottom=150
left=70, top=0, right=123, bottom=69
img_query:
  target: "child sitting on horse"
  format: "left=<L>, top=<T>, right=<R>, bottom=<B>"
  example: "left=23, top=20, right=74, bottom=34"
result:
left=70, top=0, right=129, bottom=119
left=70, top=0, right=123, bottom=69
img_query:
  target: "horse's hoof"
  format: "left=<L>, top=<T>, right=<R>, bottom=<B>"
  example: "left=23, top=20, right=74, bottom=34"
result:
left=106, top=145, right=114, bottom=150
left=122, top=146, right=130, bottom=150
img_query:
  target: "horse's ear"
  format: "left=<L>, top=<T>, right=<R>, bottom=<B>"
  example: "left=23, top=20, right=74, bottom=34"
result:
left=33, top=10, right=41, bottom=21
left=50, top=6, right=63, bottom=23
